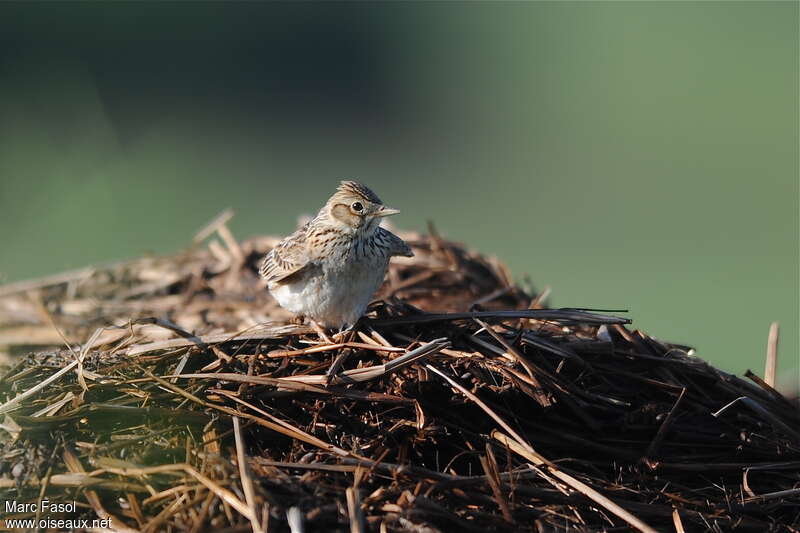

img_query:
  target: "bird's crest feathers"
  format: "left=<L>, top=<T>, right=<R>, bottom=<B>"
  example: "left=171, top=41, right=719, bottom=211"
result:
left=331, top=181, right=383, bottom=205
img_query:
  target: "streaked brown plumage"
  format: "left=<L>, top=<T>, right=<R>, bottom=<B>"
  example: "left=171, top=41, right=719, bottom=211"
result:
left=260, top=181, right=412, bottom=328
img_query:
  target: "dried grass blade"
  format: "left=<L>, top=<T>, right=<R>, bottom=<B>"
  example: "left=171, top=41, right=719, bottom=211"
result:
left=102, top=461, right=255, bottom=523
left=371, top=309, right=629, bottom=326
left=173, top=372, right=332, bottom=394
left=474, top=318, right=538, bottom=381
left=346, top=486, right=365, bottom=533
left=0, top=360, right=78, bottom=415
left=492, top=431, right=658, bottom=533
left=480, top=444, right=513, bottom=523
left=269, top=342, right=404, bottom=358
left=713, top=396, right=800, bottom=442
left=287, top=506, right=305, bottom=533
left=672, top=507, right=686, bottom=533
left=215, top=391, right=355, bottom=458
left=744, top=487, right=800, bottom=502
left=184, top=464, right=256, bottom=522
left=424, top=363, right=534, bottom=455
left=0, top=265, right=96, bottom=297
left=123, top=324, right=310, bottom=356
left=76, top=327, right=107, bottom=393
left=764, top=322, right=779, bottom=387
left=62, top=448, right=140, bottom=533
left=743, top=370, right=796, bottom=411
left=194, top=208, right=235, bottom=243
left=426, top=363, right=657, bottom=533
left=31, top=391, right=75, bottom=417
left=643, top=387, right=686, bottom=467
left=280, top=338, right=449, bottom=385
left=234, top=416, right=265, bottom=533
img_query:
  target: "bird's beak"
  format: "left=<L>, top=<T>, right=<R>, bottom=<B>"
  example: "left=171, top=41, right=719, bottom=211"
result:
left=375, top=206, right=400, bottom=217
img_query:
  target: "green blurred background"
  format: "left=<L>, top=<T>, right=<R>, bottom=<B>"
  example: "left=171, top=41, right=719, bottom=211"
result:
left=0, top=2, right=797, bottom=390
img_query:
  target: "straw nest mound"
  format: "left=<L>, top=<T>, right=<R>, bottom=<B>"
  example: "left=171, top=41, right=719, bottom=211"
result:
left=1, top=217, right=798, bottom=533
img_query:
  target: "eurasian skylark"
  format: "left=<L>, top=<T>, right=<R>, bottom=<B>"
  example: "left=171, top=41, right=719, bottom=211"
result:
left=260, top=181, right=413, bottom=329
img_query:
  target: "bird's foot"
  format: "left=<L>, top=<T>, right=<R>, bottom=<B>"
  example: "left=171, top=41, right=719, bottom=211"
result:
left=331, top=321, right=359, bottom=343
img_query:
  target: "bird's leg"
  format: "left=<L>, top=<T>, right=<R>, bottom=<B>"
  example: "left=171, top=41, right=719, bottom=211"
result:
left=331, top=319, right=360, bottom=343
left=307, top=319, right=333, bottom=344
left=325, top=345, right=351, bottom=385
left=326, top=325, right=359, bottom=384
left=291, top=314, right=306, bottom=325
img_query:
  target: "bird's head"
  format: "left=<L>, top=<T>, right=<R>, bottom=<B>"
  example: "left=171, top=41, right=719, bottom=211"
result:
left=324, top=180, right=399, bottom=234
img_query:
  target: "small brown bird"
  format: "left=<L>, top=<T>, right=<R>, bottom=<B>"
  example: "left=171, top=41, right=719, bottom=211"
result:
left=260, top=181, right=413, bottom=329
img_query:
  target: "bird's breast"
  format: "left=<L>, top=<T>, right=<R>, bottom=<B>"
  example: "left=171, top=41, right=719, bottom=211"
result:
left=268, top=233, right=392, bottom=328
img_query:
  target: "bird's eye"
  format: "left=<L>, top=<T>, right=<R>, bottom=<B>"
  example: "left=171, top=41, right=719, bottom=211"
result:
left=351, top=202, right=363, bottom=212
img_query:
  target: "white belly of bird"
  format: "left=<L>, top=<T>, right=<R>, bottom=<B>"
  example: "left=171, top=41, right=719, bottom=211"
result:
left=270, top=256, right=389, bottom=328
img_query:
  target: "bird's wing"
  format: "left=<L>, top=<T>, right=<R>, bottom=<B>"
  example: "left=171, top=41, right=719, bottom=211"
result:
left=379, top=227, right=414, bottom=258
left=259, top=224, right=312, bottom=285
